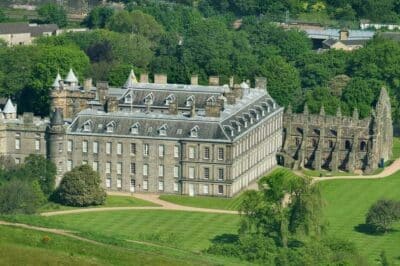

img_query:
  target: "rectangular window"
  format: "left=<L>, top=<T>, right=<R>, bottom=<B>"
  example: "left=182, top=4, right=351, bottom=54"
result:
left=143, top=164, right=148, bottom=176
left=15, top=158, right=21, bottom=165
left=131, top=143, right=136, bottom=155
left=130, top=163, right=136, bottom=174
left=174, top=166, right=179, bottom=178
left=117, top=162, right=122, bottom=175
left=158, top=165, right=164, bottom=177
left=92, top=161, right=98, bottom=171
left=173, top=182, right=179, bottom=192
left=189, top=167, right=195, bottom=179
left=35, top=139, right=40, bottom=151
left=58, top=143, right=63, bottom=153
left=143, top=144, right=149, bottom=156
left=204, top=167, right=210, bottom=179
left=218, top=185, right=224, bottom=194
left=117, top=143, right=122, bottom=155
left=117, top=179, right=122, bottom=188
left=203, top=184, right=209, bottom=194
left=204, top=147, right=210, bottom=159
left=218, top=148, right=224, bottom=160
left=106, top=142, right=111, bottom=154
left=93, top=141, right=98, bottom=154
left=106, top=178, right=111, bottom=188
left=67, top=160, right=72, bottom=171
left=143, top=180, right=148, bottom=190
left=174, top=146, right=179, bottom=158
left=158, top=181, right=164, bottom=191
left=82, top=160, right=88, bottom=165
left=82, top=140, right=88, bottom=153
left=106, top=162, right=111, bottom=174
left=67, top=140, right=73, bottom=152
left=218, top=168, right=224, bottom=180
left=15, top=139, right=20, bottom=150
left=158, top=145, right=164, bottom=157
left=189, top=147, right=195, bottom=159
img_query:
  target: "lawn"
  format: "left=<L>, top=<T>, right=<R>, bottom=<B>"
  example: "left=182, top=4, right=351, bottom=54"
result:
left=320, top=172, right=400, bottom=264
left=160, top=194, right=244, bottom=210
left=0, top=224, right=231, bottom=266
left=39, top=195, right=158, bottom=212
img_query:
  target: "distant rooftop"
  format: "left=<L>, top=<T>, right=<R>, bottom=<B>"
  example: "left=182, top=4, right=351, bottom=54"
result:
left=0, top=22, right=58, bottom=36
left=304, top=29, right=375, bottom=40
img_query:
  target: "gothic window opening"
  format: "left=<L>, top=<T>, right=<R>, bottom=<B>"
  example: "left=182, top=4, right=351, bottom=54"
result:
left=345, top=140, right=351, bottom=150
left=360, top=141, right=367, bottom=152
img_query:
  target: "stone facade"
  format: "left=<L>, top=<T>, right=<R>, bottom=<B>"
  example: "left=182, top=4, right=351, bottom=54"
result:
left=278, top=88, right=393, bottom=174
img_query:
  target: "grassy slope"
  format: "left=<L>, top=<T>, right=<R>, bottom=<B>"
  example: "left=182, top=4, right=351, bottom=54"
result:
left=0, top=225, right=224, bottom=266
left=320, top=173, right=400, bottom=264
left=159, top=194, right=244, bottom=210
left=39, top=195, right=158, bottom=212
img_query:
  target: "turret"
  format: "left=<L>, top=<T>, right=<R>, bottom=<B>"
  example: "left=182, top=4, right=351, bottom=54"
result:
left=124, top=69, right=138, bottom=88
left=52, top=72, right=62, bottom=89
left=3, top=98, right=17, bottom=119
left=64, top=68, right=78, bottom=86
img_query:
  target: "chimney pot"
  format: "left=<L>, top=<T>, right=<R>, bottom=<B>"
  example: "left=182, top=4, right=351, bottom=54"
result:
left=191, top=75, right=198, bottom=85
left=154, top=74, right=168, bottom=84
left=84, top=78, right=92, bottom=91
left=209, top=76, right=220, bottom=86
left=140, top=73, right=149, bottom=83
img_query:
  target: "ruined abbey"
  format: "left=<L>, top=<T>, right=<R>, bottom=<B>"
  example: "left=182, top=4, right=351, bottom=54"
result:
left=278, top=87, right=393, bottom=174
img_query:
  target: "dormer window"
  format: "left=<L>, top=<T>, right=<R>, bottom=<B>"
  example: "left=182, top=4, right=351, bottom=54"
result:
left=186, top=95, right=195, bottom=107
left=190, top=125, right=199, bottom=138
left=206, top=96, right=216, bottom=104
left=159, top=124, right=168, bottom=136
left=165, top=94, right=176, bottom=106
left=131, top=122, right=140, bottom=135
left=144, top=92, right=154, bottom=105
left=83, top=120, right=92, bottom=132
left=106, top=121, right=116, bottom=133
left=224, top=125, right=234, bottom=137
left=125, top=93, right=133, bottom=104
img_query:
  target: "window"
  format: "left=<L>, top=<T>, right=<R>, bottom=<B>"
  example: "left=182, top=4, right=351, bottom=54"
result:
left=130, top=163, right=136, bottom=174
left=328, top=140, right=334, bottom=149
left=360, top=141, right=367, bottom=152
left=106, top=178, right=111, bottom=188
left=174, top=166, right=179, bottom=178
left=93, top=141, right=98, bottom=154
left=58, top=143, right=63, bottom=153
left=189, top=147, right=195, bottom=159
left=158, top=181, right=164, bottom=191
left=204, top=147, right=210, bottom=159
left=106, top=121, right=115, bottom=133
left=67, top=140, right=73, bottom=152
left=15, top=139, right=20, bottom=150
left=117, top=143, right=122, bottom=155
left=203, top=185, right=209, bottom=194
left=158, top=145, right=164, bottom=157
left=218, top=185, right=224, bottom=194
left=158, top=165, right=164, bottom=177
left=106, top=142, right=112, bottom=154
left=82, top=160, right=88, bottom=165
left=117, top=162, right=122, bottom=175
left=67, top=160, right=72, bottom=171
left=125, top=93, right=132, bottom=104
left=159, top=124, right=167, bottom=136
left=82, top=140, right=88, bottom=153
left=131, top=123, right=139, bottom=135
left=143, top=180, right=148, bottom=190
left=204, top=167, right=210, bottom=179
left=131, top=143, right=136, bottom=155
left=218, top=168, right=224, bottom=180
left=15, top=158, right=21, bottom=165
left=117, top=179, right=122, bottom=188
left=83, top=120, right=92, bottom=132
left=217, top=148, right=224, bottom=160
left=189, top=167, right=195, bottom=179
left=174, top=146, right=179, bottom=158
left=143, top=164, right=148, bottom=176
left=190, top=125, right=199, bottom=138
left=106, top=162, right=111, bottom=174
left=143, top=144, right=149, bottom=156
left=92, top=161, right=98, bottom=171
left=345, top=140, right=351, bottom=150
left=174, top=182, right=179, bottom=192
left=35, top=139, right=40, bottom=151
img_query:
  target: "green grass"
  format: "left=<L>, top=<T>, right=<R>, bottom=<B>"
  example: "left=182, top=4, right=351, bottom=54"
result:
left=0, top=224, right=232, bottom=266
left=320, top=172, right=400, bottom=264
left=159, top=194, right=245, bottom=210
left=392, top=137, right=400, bottom=160
left=39, top=195, right=158, bottom=212
left=302, top=169, right=355, bottom=177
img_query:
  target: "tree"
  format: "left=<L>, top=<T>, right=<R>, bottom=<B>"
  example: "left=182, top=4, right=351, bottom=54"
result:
left=0, top=8, right=7, bottom=23
left=365, top=199, right=400, bottom=233
left=56, top=165, right=106, bottom=207
left=0, top=179, right=44, bottom=214
left=22, top=155, right=56, bottom=197
left=37, top=3, right=68, bottom=28
left=83, top=6, right=114, bottom=29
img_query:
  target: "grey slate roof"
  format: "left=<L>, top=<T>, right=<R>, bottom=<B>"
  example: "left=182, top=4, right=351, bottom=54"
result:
left=0, top=22, right=58, bottom=36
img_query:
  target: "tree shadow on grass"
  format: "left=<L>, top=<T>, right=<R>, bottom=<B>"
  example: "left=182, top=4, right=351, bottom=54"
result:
left=354, top=224, right=398, bottom=236
left=210, top=234, right=239, bottom=244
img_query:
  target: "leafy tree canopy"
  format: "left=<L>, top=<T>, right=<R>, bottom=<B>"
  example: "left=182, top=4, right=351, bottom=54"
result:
left=37, top=3, right=68, bottom=28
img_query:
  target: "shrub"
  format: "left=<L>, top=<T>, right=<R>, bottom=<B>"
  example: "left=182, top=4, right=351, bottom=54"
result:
left=55, top=165, right=106, bottom=207
left=366, top=199, right=400, bottom=233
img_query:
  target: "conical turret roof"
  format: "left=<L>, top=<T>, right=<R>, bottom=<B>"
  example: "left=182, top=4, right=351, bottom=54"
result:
left=3, top=98, right=16, bottom=114
left=65, top=68, right=78, bottom=84
left=52, top=72, right=62, bottom=88
left=124, top=69, right=138, bottom=88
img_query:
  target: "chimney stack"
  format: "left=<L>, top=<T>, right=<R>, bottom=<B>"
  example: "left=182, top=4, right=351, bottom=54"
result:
left=229, top=76, right=234, bottom=88
left=255, top=77, right=267, bottom=90
left=106, top=97, right=118, bottom=113
left=190, top=102, right=196, bottom=117
left=225, top=92, right=236, bottom=105
left=96, top=81, right=109, bottom=105
left=191, top=75, right=198, bottom=85
left=154, top=74, right=167, bottom=84
left=205, top=101, right=221, bottom=117
left=84, top=78, right=92, bottom=92
left=209, top=76, right=220, bottom=86
left=140, top=73, right=149, bottom=83
left=168, top=101, right=178, bottom=115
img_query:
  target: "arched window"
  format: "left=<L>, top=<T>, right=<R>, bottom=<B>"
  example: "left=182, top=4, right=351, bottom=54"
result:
left=295, top=138, right=301, bottom=146
left=345, top=140, right=351, bottom=150
left=311, top=138, right=318, bottom=148
left=360, top=141, right=367, bottom=152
